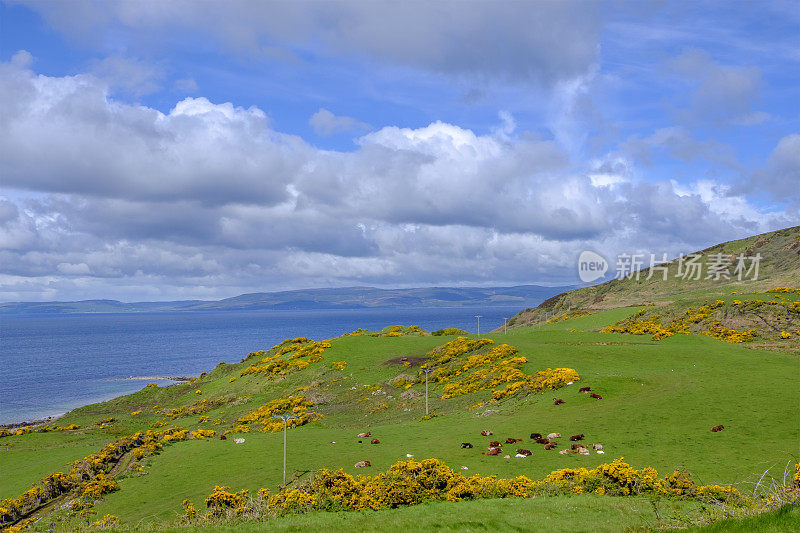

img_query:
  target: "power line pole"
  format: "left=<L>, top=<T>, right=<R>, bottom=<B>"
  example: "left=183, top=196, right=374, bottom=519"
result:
left=474, top=315, right=482, bottom=335
left=271, top=414, right=298, bottom=485
left=422, top=368, right=434, bottom=416
left=503, top=317, right=509, bottom=333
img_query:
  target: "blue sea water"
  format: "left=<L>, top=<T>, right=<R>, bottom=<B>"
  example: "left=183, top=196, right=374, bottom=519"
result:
left=0, top=307, right=521, bottom=425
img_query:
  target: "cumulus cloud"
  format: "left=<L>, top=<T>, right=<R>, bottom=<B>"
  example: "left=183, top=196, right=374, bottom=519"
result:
left=309, top=108, right=371, bottom=136
left=0, top=56, right=794, bottom=302
left=23, top=0, right=601, bottom=86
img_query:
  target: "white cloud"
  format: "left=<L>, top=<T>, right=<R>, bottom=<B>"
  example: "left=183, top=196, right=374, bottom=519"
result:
left=89, top=55, right=164, bottom=96
left=309, top=108, right=370, bottom=136
left=24, top=0, right=602, bottom=86
left=0, top=56, right=795, bottom=301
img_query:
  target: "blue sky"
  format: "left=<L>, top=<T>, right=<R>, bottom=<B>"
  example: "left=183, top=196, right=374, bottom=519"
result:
left=0, top=0, right=798, bottom=301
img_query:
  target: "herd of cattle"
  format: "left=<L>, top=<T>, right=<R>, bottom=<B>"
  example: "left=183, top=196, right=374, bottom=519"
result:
left=347, top=384, right=727, bottom=468
left=461, top=429, right=604, bottom=458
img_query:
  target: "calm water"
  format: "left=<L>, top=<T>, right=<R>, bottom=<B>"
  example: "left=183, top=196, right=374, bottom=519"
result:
left=0, top=307, right=520, bottom=424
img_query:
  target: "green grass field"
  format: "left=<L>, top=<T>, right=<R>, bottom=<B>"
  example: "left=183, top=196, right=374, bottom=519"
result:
left=2, top=304, right=799, bottom=531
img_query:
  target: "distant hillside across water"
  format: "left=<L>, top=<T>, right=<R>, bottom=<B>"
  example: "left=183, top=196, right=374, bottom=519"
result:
left=0, top=285, right=575, bottom=314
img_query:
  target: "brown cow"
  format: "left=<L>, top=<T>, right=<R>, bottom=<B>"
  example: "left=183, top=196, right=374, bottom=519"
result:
left=357, top=432, right=371, bottom=438
left=579, top=386, right=591, bottom=393
left=505, top=437, right=522, bottom=444
left=589, top=393, right=602, bottom=400
left=219, top=435, right=227, bottom=440
left=711, top=425, right=725, bottom=432
left=534, top=437, right=549, bottom=444
left=571, top=443, right=587, bottom=451
left=371, top=438, right=380, bottom=444
left=489, top=440, right=501, bottom=447
left=553, top=398, right=565, bottom=405
left=480, top=430, right=493, bottom=436
left=544, top=442, right=557, bottom=450
left=530, top=432, right=542, bottom=439
left=355, top=460, right=371, bottom=468
left=515, top=449, right=532, bottom=456
left=486, top=448, right=501, bottom=456
left=569, top=434, right=585, bottom=441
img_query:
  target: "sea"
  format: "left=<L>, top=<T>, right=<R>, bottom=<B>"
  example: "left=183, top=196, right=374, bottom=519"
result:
left=0, top=307, right=522, bottom=425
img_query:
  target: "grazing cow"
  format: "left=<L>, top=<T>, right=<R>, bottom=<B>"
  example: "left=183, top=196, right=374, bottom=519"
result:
left=544, top=442, right=557, bottom=450
left=571, top=443, right=587, bottom=450
left=530, top=432, right=542, bottom=439
left=559, top=449, right=571, bottom=455
left=486, top=448, right=501, bottom=456
left=357, top=432, right=371, bottom=438
left=490, top=440, right=501, bottom=447
left=354, top=460, right=371, bottom=468
left=711, top=425, right=725, bottom=432
left=371, top=438, right=380, bottom=444
left=569, top=434, right=585, bottom=441
left=589, top=393, right=603, bottom=400
left=579, top=386, right=591, bottom=393
left=547, top=432, right=561, bottom=439
left=505, top=437, right=522, bottom=444
left=219, top=435, right=227, bottom=440
left=480, top=430, right=493, bottom=436
left=534, top=437, right=549, bottom=444
left=592, top=443, right=603, bottom=450
left=553, top=398, right=565, bottom=405
left=461, top=442, right=473, bottom=449
left=516, top=448, right=532, bottom=456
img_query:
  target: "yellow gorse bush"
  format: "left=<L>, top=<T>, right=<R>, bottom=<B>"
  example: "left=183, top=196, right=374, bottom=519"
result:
left=240, top=338, right=331, bottom=378
left=192, top=457, right=745, bottom=522
left=766, top=287, right=800, bottom=294
left=546, top=310, right=595, bottom=323
left=603, top=302, right=766, bottom=343
left=236, top=393, right=323, bottom=432
left=418, top=337, right=578, bottom=401
left=205, top=485, right=249, bottom=515
left=0, top=427, right=189, bottom=527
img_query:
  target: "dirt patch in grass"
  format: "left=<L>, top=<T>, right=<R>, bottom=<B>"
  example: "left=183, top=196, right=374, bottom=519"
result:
left=383, top=356, right=429, bottom=367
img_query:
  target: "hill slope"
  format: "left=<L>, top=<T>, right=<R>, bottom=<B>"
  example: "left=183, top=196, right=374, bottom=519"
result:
left=503, top=226, right=800, bottom=345
left=1, top=228, right=799, bottom=531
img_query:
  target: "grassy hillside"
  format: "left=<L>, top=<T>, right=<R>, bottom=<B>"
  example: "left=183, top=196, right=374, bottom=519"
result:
left=2, top=314, right=798, bottom=531
left=2, top=228, right=799, bottom=531
left=503, top=226, right=800, bottom=348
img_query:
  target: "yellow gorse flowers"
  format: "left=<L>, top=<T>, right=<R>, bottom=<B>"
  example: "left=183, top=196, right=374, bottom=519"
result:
left=418, top=337, right=579, bottom=402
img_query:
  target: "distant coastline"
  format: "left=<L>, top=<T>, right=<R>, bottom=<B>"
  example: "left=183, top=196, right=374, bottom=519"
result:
left=0, top=284, right=574, bottom=315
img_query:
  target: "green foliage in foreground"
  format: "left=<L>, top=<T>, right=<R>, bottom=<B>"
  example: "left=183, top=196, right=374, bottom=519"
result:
left=2, top=302, right=798, bottom=531
left=66, top=495, right=706, bottom=532
left=691, top=502, right=800, bottom=532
